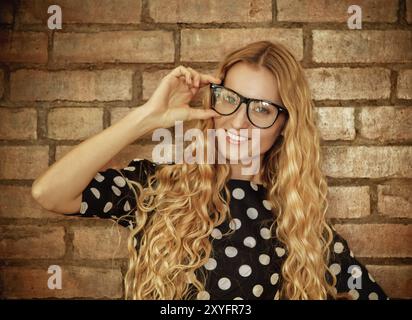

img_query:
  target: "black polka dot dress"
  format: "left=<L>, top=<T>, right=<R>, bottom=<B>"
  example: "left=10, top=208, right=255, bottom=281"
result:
left=76, top=158, right=388, bottom=300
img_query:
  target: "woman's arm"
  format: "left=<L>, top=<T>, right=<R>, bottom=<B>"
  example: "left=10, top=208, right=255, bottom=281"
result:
left=31, top=105, right=156, bottom=214
left=31, top=66, right=221, bottom=214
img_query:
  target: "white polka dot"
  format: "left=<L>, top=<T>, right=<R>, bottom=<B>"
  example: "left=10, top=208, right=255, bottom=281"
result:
left=270, top=273, right=279, bottom=285
left=262, top=200, right=272, bottom=211
left=91, top=187, right=100, bottom=199
left=250, top=182, right=258, bottom=191
left=246, top=207, right=258, bottom=220
left=94, top=172, right=105, bottom=182
left=239, top=264, right=252, bottom=277
left=218, top=277, right=231, bottom=290
left=233, top=297, right=243, bottom=300
left=334, top=242, right=344, bottom=254
left=232, top=188, right=245, bottom=200
left=274, top=290, right=280, bottom=300
left=259, top=254, right=271, bottom=265
left=351, top=265, right=362, bottom=278
left=80, top=202, right=88, bottom=214
left=229, top=218, right=242, bottom=231
left=211, top=228, right=222, bottom=239
left=275, top=247, right=286, bottom=257
left=124, top=200, right=131, bottom=212
left=113, top=176, right=126, bottom=187
left=124, top=166, right=136, bottom=171
left=111, top=185, right=121, bottom=196
left=243, top=236, right=256, bottom=248
left=349, top=250, right=354, bottom=258
left=368, top=273, right=376, bottom=283
left=349, top=289, right=359, bottom=300
left=368, top=292, right=378, bottom=300
left=197, top=291, right=210, bottom=300
left=252, top=284, right=264, bottom=297
left=330, top=263, right=341, bottom=275
left=103, top=202, right=113, bottom=213
left=204, top=258, right=217, bottom=270
left=225, top=246, right=238, bottom=258
left=260, top=227, right=271, bottom=240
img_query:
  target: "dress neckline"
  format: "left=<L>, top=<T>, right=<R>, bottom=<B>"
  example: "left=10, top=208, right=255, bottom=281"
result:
left=227, top=178, right=263, bottom=186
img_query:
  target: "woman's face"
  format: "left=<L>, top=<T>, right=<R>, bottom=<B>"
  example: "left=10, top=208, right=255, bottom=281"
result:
left=213, top=62, right=287, bottom=172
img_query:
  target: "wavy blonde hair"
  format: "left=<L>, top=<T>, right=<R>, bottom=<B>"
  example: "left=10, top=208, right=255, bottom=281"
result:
left=121, top=40, right=343, bottom=300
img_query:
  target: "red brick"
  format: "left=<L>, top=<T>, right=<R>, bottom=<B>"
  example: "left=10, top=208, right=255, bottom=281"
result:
left=72, top=225, right=129, bottom=260
left=0, top=225, right=65, bottom=259
left=378, top=184, right=412, bottom=218
left=326, top=186, right=370, bottom=219
left=277, top=0, right=398, bottom=22
left=334, top=224, right=412, bottom=258
left=322, top=146, right=412, bottom=179
left=0, top=146, right=49, bottom=179
left=0, top=266, right=123, bottom=299
left=149, top=0, right=271, bottom=23
left=47, top=107, right=103, bottom=140
left=0, top=185, right=60, bottom=219
left=366, top=265, right=412, bottom=299
left=54, top=31, right=174, bottom=63
left=0, top=108, right=37, bottom=140
left=359, top=107, right=412, bottom=142
left=312, top=30, right=412, bottom=63
left=0, top=69, right=4, bottom=98
left=306, top=68, right=391, bottom=100
left=0, top=31, right=48, bottom=63
left=181, top=28, right=303, bottom=62
left=19, top=0, right=141, bottom=24
left=314, top=107, right=355, bottom=141
left=10, top=69, right=133, bottom=102
left=407, top=0, right=412, bottom=23
left=397, top=69, right=412, bottom=99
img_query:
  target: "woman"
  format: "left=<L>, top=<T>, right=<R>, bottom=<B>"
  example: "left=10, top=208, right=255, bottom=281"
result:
left=32, top=40, right=387, bottom=300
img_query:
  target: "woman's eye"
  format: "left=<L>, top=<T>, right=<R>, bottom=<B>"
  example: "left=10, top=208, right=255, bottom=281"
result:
left=224, top=95, right=236, bottom=104
left=254, top=105, right=269, bottom=114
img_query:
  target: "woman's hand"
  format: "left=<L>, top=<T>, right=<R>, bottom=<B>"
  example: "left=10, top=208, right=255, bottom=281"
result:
left=142, top=65, right=222, bottom=128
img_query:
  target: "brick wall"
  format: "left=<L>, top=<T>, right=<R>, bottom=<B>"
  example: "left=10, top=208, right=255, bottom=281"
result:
left=0, top=0, right=411, bottom=299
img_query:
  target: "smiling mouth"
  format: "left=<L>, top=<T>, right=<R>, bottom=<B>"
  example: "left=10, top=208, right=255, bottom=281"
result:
left=226, top=130, right=251, bottom=144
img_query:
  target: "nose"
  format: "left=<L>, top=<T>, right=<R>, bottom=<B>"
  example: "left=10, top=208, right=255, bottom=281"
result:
left=230, top=102, right=250, bottom=128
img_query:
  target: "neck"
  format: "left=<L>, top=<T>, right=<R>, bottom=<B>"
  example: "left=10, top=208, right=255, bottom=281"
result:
left=229, top=156, right=264, bottom=184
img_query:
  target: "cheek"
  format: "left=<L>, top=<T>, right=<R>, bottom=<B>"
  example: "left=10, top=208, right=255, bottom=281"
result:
left=259, top=129, right=281, bottom=153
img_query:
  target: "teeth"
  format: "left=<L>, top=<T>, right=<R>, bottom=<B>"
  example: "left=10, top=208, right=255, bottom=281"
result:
left=227, top=131, right=248, bottom=142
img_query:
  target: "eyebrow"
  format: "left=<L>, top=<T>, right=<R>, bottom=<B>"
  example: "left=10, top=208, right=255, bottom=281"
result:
left=223, top=85, right=284, bottom=107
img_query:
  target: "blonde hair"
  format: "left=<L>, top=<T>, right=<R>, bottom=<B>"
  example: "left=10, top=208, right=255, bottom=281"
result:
left=122, top=40, right=342, bottom=300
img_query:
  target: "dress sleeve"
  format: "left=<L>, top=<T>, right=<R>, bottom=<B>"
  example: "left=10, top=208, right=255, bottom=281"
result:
left=72, top=158, right=157, bottom=228
left=329, top=227, right=389, bottom=300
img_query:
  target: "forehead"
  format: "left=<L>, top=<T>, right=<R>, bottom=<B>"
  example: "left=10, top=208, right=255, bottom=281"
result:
left=224, top=62, right=281, bottom=104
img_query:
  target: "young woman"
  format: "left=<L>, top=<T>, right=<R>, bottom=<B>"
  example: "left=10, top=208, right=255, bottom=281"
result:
left=32, top=40, right=388, bottom=300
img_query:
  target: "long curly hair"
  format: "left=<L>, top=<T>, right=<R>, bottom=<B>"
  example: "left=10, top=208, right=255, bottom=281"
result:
left=120, top=40, right=340, bottom=300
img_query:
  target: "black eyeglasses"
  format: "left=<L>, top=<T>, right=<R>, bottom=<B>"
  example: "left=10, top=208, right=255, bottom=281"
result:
left=210, top=83, right=289, bottom=129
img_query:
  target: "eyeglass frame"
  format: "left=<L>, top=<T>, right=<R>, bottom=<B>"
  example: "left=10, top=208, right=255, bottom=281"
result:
left=209, top=83, right=289, bottom=129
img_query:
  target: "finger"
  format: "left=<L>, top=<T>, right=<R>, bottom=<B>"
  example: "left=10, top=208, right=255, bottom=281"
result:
left=188, top=108, right=220, bottom=121
left=199, top=74, right=222, bottom=87
left=187, top=67, right=201, bottom=87
left=170, top=66, right=192, bottom=86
